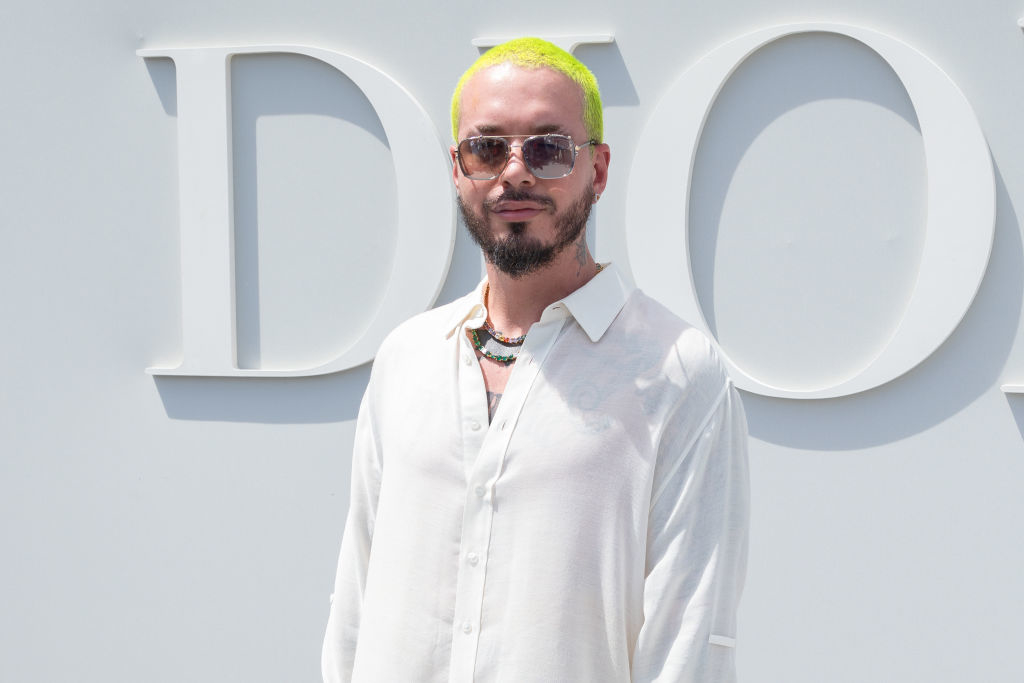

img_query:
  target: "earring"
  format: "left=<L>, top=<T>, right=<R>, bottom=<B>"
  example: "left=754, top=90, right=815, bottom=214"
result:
left=593, top=193, right=601, bottom=203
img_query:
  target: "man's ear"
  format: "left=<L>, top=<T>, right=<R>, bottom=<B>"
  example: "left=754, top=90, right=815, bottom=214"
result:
left=590, top=143, right=611, bottom=197
left=450, top=144, right=462, bottom=190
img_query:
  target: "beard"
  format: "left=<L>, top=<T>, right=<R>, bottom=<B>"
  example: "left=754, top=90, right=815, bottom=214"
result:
left=458, top=186, right=594, bottom=279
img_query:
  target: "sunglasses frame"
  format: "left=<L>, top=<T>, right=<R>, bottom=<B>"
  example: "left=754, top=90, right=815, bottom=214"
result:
left=456, top=134, right=597, bottom=180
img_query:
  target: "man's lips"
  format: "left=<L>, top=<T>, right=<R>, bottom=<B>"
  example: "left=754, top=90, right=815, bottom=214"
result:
left=487, top=198, right=552, bottom=221
left=493, top=206, right=543, bottom=221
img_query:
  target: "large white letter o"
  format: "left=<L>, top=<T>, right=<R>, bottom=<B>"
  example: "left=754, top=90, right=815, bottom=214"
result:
left=626, top=23, right=994, bottom=399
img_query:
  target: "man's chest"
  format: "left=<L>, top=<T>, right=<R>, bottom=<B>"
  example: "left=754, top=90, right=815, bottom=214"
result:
left=372, top=317, right=686, bottom=501
left=475, top=354, right=512, bottom=422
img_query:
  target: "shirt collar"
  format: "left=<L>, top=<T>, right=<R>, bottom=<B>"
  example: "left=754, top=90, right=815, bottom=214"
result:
left=444, top=263, right=634, bottom=342
left=556, top=263, right=633, bottom=342
left=444, top=279, right=488, bottom=339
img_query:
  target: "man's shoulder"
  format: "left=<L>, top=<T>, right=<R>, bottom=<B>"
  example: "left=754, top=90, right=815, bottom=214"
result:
left=376, top=290, right=477, bottom=360
left=616, top=289, right=713, bottom=352
left=615, top=289, right=731, bottom=394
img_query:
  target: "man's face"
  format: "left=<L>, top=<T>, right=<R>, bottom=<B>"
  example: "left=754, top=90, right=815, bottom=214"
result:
left=451, top=64, right=609, bottom=278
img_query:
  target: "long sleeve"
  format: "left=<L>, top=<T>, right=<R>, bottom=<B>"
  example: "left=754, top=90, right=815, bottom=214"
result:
left=322, top=386, right=383, bottom=683
left=632, top=381, right=750, bottom=682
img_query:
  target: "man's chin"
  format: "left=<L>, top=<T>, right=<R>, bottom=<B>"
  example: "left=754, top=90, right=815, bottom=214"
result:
left=481, top=230, right=559, bottom=279
left=485, top=217, right=529, bottom=236
left=458, top=192, right=588, bottom=278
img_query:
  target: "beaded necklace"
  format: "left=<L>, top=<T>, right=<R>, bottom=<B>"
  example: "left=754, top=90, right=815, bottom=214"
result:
left=472, top=263, right=605, bottom=363
left=471, top=282, right=527, bottom=363
left=470, top=327, right=523, bottom=363
left=483, top=319, right=526, bottom=345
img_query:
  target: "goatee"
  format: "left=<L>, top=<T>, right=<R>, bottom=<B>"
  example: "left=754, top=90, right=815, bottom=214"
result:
left=458, top=187, right=594, bottom=279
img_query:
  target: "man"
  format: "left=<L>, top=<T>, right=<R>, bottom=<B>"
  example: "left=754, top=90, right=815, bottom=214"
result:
left=323, top=38, right=749, bottom=682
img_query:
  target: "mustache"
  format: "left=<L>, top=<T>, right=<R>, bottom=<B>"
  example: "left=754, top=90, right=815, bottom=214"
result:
left=483, top=189, right=555, bottom=211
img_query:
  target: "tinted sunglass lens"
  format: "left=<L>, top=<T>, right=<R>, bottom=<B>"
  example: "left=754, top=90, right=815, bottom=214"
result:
left=524, top=136, right=573, bottom=178
left=462, top=138, right=509, bottom=178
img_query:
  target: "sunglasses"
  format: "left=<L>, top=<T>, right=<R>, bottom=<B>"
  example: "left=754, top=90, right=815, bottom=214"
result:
left=456, top=134, right=597, bottom=180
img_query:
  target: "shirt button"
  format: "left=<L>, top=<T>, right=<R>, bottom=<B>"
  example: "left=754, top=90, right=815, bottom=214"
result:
left=474, top=485, right=486, bottom=498
left=463, top=355, right=473, bottom=366
left=470, top=420, right=481, bottom=431
left=462, top=622, right=473, bottom=634
left=467, top=552, right=479, bottom=566
left=500, top=420, right=507, bottom=431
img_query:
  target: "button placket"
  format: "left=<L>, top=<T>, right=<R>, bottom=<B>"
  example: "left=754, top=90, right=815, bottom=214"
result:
left=448, top=315, right=569, bottom=682
left=457, top=329, right=489, bottom=479
left=449, top=474, right=495, bottom=682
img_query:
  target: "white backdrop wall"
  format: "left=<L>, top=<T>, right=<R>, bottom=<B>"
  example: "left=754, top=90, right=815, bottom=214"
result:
left=2, top=1, right=1024, bottom=681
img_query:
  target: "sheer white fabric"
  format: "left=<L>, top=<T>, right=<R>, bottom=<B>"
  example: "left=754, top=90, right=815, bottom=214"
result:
left=323, top=265, right=749, bottom=682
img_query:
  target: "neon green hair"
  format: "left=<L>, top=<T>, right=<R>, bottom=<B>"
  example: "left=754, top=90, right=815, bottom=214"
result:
left=451, top=37, right=603, bottom=143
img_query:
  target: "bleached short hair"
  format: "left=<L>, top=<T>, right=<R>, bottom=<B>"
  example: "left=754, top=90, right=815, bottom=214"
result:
left=450, top=37, right=603, bottom=143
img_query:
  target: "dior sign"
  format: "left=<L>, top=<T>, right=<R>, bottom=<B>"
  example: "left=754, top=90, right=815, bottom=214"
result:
left=139, top=24, right=994, bottom=399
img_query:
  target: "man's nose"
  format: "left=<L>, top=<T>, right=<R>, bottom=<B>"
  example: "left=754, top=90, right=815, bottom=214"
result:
left=499, top=144, right=536, bottom=186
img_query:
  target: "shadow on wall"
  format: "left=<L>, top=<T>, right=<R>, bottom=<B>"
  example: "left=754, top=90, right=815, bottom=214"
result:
left=1006, top=395, right=1024, bottom=442
left=574, top=41, right=640, bottom=108
left=153, top=362, right=371, bottom=424
left=743, top=165, right=1021, bottom=450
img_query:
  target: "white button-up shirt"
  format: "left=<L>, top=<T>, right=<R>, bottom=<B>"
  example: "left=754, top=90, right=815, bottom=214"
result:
left=323, top=264, right=749, bottom=682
